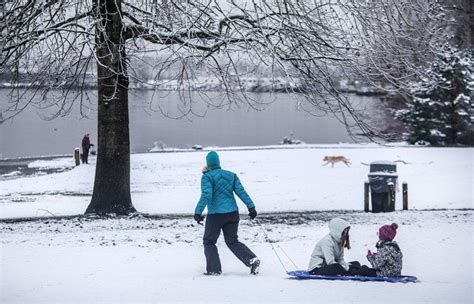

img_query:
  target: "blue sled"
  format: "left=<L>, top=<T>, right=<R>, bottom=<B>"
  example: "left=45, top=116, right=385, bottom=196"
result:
left=287, top=270, right=418, bottom=283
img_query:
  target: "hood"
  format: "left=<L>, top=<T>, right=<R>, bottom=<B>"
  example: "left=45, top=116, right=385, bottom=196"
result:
left=328, top=218, right=350, bottom=240
left=206, top=151, right=221, bottom=170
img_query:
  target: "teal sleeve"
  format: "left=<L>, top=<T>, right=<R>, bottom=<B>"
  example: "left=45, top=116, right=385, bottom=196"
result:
left=233, top=174, right=255, bottom=209
left=195, top=174, right=213, bottom=215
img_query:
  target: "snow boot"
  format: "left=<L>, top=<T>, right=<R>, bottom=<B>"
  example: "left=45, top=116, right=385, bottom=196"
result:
left=203, top=271, right=221, bottom=276
left=249, top=257, right=260, bottom=275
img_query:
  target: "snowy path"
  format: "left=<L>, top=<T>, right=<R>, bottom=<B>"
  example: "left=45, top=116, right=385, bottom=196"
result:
left=1, top=210, right=472, bottom=303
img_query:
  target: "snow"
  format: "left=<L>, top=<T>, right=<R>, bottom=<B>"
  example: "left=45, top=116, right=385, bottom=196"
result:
left=368, top=172, right=398, bottom=177
left=0, top=210, right=472, bottom=303
left=27, top=157, right=75, bottom=169
left=430, top=129, right=446, bottom=137
left=0, top=144, right=473, bottom=303
left=367, top=161, right=397, bottom=166
left=1, top=171, right=20, bottom=178
left=0, top=144, right=472, bottom=219
left=139, top=75, right=299, bottom=92
left=453, top=93, right=471, bottom=104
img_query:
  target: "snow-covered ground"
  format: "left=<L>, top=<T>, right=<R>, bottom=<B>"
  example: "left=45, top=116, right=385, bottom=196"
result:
left=0, top=144, right=472, bottom=218
left=0, top=145, right=473, bottom=303
left=1, top=210, right=472, bottom=303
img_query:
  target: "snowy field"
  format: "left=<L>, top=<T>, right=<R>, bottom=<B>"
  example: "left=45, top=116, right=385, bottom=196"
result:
left=0, top=144, right=472, bottom=218
left=0, top=144, right=473, bottom=303
left=1, top=210, right=472, bottom=303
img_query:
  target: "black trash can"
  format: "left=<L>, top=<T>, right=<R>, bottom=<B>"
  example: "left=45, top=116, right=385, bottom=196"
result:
left=368, top=161, right=397, bottom=213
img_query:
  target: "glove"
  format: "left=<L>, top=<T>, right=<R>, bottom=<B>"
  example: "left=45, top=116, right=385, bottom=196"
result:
left=194, top=214, right=205, bottom=225
left=248, top=207, right=257, bottom=220
left=367, top=249, right=372, bottom=257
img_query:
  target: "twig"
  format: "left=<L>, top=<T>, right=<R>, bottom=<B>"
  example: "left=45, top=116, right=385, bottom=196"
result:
left=36, top=209, right=56, bottom=217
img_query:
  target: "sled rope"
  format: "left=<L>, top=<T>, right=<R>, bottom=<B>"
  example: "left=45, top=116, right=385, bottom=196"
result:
left=278, top=244, right=299, bottom=270
left=255, top=219, right=299, bottom=273
left=255, top=219, right=288, bottom=273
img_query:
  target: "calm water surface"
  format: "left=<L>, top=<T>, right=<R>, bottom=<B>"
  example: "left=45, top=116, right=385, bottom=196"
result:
left=0, top=89, right=389, bottom=158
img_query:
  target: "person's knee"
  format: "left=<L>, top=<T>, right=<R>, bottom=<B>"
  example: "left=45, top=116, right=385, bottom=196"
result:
left=316, top=263, right=348, bottom=276
left=203, top=236, right=217, bottom=246
left=349, top=261, right=361, bottom=267
left=224, top=236, right=238, bottom=246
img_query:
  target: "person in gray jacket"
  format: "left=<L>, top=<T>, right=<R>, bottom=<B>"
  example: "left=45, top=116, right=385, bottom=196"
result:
left=307, top=217, right=377, bottom=276
left=307, top=218, right=352, bottom=275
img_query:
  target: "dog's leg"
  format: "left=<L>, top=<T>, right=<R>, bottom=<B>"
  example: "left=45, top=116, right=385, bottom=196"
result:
left=322, top=162, right=329, bottom=166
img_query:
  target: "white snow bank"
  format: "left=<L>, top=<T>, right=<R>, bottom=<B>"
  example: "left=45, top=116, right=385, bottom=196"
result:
left=27, top=157, right=75, bottom=169
left=0, top=145, right=472, bottom=219
left=148, top=142, right=411, bottom=153
left=1, top=171, right=21, bottom=178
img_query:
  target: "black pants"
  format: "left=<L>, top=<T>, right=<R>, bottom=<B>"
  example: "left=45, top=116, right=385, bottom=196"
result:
left=309, top=263, right=349, bottom=276
left=82, top=148, right=89, bottom=164
left=203, top=211, right=257, bottom=273
left=348, top=261, right=377, bottom=277
left=309, top=261, right=377, bottom=277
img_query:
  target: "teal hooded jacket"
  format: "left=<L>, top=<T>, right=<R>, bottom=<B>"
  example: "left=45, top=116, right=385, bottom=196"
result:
left=195, top=151, right=255, bottom=215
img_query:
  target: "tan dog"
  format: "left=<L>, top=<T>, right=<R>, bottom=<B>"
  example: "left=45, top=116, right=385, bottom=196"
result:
left=323, top=156, right=352, bottom=168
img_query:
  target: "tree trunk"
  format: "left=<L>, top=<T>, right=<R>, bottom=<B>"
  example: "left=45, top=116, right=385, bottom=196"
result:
left=85, top=0, right=136, bottom=215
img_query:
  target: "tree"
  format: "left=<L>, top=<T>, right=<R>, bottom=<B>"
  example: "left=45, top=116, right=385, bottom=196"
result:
left=1, top=1, right=443, bottom=215
left=397, top=47, right=473, bottom=145
left=348, top=0, right=456, bottom=91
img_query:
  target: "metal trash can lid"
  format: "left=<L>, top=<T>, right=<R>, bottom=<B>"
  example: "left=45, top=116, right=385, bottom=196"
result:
left=369, top=161, right=397, bottom=173
left=370, top=161, right=397, bottom=165
left=368, top=172, right=398, bottom=177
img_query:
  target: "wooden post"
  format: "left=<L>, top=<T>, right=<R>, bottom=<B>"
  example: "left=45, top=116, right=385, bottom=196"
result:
left=74, top=148, right=80, bottom=166
left=388, top=183, right=395, bottom=212
left=364, top=182, right=370, bottom=212
left=403, top=182, right=408, bottom=210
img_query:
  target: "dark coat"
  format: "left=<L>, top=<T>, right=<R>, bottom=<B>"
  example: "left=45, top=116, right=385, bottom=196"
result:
left=82, top=136, right=91, bottom=150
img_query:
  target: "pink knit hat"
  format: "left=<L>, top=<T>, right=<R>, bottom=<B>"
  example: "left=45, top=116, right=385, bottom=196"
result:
left=379, top=223, right=398, bottom=241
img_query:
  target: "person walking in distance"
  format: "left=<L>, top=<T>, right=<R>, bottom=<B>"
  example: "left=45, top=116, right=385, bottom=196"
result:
left=81, top=134, right=94, bottom=164
left=194, top=151, right=260, bottom=276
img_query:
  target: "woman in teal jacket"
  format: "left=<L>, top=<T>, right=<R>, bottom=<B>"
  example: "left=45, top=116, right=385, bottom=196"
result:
left=194, top=151, right=260, bottom=275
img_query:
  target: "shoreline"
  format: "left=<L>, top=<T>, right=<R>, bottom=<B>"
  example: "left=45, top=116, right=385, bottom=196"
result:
left=0, top=141, right=427, bottom=162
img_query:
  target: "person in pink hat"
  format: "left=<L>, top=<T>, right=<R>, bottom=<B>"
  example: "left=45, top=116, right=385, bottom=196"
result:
left=366, top=223, right=403, bottom=277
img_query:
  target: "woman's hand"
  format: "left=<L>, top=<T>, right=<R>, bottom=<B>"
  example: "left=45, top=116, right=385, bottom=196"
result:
left=248, top=207, right=257, bottom=220
left=194, top=214, right=205, bottom=225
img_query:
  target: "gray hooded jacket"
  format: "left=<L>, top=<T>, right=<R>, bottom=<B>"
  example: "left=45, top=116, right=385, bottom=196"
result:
left=307, top=218, right=350, bottom=272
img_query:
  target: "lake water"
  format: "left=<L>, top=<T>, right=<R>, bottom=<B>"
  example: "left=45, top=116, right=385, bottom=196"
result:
left=0, top=89, right=390, bottom=158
